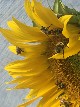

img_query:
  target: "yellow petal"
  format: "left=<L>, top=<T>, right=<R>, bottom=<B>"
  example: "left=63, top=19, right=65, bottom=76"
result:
left=0, top=20, right=47, bottom=45
left=0, top=28, right=30, bottom=46
left=7, top=21, right=21, bottom=33
left=59, top=15, right=72, bottom=38
left=12, top=17, right=47, bottom=40
left=44, top=90, right=63, bottom=107
left=18, top=82, right=56, bottom=107
left=8, top=46, right=17, bottom=54
left=25, top=89, right=38, bottom=99
left=37, top=87, right=57, bottom=107
left=51, top=100, right=60, bottom=107
left=25, top=0, right=63, bottom=28
left=24, top=0, right=34, bottom=21
left=18, top=97, right=39, bottom=107
left=11, top=71, right=52, bottom=90
left=5, top=55, right=48, bottom=70
left=8, top=42, right=46, bottom=57
left=6, top=76, right=28, bottom=84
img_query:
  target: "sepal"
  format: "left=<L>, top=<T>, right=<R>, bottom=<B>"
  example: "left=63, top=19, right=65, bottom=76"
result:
left=69, top=15, right=80, bottom=26
left=53, top=0, right=80, bottom=15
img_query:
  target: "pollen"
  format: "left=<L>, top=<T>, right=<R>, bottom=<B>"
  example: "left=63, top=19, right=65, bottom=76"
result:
left=41, top=29, right=80, bottom=105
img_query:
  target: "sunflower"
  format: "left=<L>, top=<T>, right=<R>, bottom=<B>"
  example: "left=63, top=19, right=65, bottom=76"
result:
left=1, top=0, right=80, bottom=107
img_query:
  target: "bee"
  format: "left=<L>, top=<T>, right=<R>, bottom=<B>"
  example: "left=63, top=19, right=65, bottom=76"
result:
left=56, top=80, right=66, bottom=89
left=41, top=24, right=62, bottom=37
left=16, top=47, right=24, bottom=55
left=41, top=24, right=54, bottom=35
left=53, top=28, right=62, bottom=36
left=55, top=42, right=65, bottom=58
left=60, top=99, right=72, bottom=107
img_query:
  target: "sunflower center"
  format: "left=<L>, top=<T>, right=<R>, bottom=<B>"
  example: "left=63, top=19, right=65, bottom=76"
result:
left=41, top=29, right=80, bottom=104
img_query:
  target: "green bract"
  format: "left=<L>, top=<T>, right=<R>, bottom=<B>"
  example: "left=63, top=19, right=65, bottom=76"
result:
left=69, top=15, right=80, bottom=26
left=53, top=0, right=80, bottom=15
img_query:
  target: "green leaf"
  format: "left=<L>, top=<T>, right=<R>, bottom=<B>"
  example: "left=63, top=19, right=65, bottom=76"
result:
left=69, top=15, right=80, bottom=26
left=53, top=0, right=80, bottom=15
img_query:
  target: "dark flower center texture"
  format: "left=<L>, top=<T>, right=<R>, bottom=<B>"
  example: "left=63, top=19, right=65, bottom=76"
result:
left=41, top=27, right=80, bottom=104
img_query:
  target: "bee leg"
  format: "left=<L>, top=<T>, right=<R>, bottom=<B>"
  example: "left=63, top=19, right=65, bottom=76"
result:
left=47, top=24, right=53, bottom=29
left=63, top=49, right=64, bottom=58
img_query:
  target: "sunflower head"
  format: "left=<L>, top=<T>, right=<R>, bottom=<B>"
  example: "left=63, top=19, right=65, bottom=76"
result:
left=1, top=0, right=80, bottom=107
